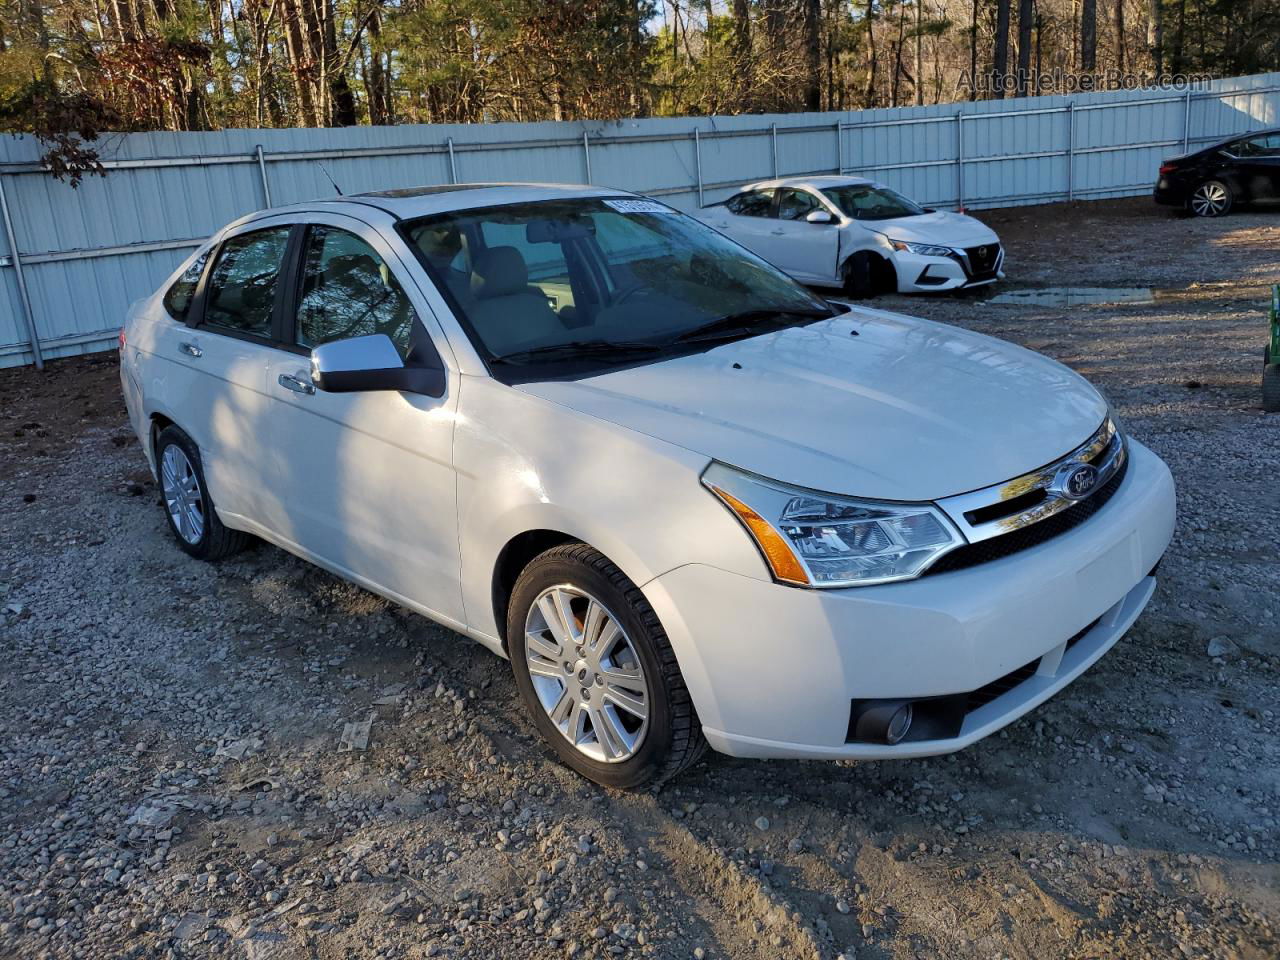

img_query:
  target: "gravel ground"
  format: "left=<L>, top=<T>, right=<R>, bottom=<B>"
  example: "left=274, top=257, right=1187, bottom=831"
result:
left=1, top=196, right=1277, bottom=960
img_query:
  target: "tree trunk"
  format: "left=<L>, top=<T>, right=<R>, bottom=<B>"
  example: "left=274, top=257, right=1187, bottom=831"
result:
left=803, top=0, right=821, bottom=110
left=1147, top=0, right=1163, bottom=76
left=1081, top=0, right=1096, bottom=71
left=1017, top=0, right=1033, bottom=95
left=1115, top=0, right=1126, bottom=73
left=732, top=0, right=751, bottom=103
left=914, top=0, right=923, bottom=105
left=991, top=0, right=1011, bottom=99
left=969, top=0, right=979, bottom=100
left=1171, top=0, right=1185, bottom=72
left=864, top=0, right=878, bottom=106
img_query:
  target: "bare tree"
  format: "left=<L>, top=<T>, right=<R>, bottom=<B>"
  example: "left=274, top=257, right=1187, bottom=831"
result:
left=1081, top=0, right=1096, bottom=70
left=1017, top=0, right=1033, bottom=92
left=1147, top=0, right=1163, bottom=75
left=804, top=0, right=822, bottom=109
left=992, top=0, right=1011, bottom=97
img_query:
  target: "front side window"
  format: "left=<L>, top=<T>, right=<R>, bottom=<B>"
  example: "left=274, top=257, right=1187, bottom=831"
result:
left=821, top=184, right=925, bottom=221
left=163, top=250, right=211, bottom=321
left=777, top=189, right=822, bottom=221
left=295, top=226, right=419, bottom=357
left=726, top=189, right=775, bottom=217
left=404, top=198, right=832, bottom=375
left=203, top=227, right=291, bottom=337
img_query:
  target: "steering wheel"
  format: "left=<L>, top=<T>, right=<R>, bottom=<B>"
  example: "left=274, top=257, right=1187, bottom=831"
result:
left=611, top=283, right=652, bottom=306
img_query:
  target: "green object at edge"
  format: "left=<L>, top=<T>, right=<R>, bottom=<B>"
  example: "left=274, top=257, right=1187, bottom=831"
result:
left=1272, top=284, right=1280, bottom=362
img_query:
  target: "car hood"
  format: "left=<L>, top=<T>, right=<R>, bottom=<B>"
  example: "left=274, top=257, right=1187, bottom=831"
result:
left=861, top=210, right=998, bottom=248
left=518, top=308, right=1107, bottom=501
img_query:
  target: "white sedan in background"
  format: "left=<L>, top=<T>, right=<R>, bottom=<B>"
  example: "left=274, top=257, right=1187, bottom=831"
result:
left=698, top=176, right=1004, bottom=297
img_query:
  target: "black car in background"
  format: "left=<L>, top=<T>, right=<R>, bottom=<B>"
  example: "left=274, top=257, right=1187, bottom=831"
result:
left=1154, top=129, right=1280, bottom=217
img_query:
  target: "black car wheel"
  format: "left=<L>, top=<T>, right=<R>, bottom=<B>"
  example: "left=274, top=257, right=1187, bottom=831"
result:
left=1189, top=179, right=1233, bottom=217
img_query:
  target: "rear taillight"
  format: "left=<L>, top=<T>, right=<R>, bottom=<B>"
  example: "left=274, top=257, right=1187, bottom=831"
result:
left=118, top=327, right=126, bottom=350
left=1159, top=163, right=1178, bottom=176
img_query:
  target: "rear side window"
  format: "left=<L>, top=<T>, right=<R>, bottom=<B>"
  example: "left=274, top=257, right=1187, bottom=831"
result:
left=777, top=189, right=821, bottom=221
left=295, top=226, right=419, bottom=357
left=202, top=227, right=291, bottom=337
left=162, top=251, right=210, bottom=321
left=726, top=189, right=775, bottom=217
left=1237, top=134, right=1280, bottom=157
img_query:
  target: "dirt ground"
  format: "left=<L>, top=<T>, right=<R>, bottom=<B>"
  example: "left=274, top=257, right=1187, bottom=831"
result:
left=1, top=196, right=1277, bottom=960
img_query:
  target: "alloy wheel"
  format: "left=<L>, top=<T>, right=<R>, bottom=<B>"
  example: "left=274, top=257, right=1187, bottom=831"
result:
left=523, top=584, right=650, bottom=763
left=160, top=444, right=205, bottom=544
left=1190, top=182, right=1229, bottom=217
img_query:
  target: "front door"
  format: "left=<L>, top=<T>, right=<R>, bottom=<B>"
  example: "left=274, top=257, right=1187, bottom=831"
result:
left=767, top=188, right=840, bottom=281
left=261, top=214, right=466, bottom=629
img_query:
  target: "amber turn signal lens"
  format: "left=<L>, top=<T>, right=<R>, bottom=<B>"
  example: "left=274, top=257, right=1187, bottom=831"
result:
left=705, top=483, right=810, bottom=586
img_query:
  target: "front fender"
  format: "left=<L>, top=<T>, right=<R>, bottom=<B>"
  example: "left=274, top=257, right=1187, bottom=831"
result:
left=454, top=376, right=769, bottom=647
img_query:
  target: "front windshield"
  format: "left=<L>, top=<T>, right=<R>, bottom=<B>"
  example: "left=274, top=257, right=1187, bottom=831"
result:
left=402, top=197, right=832, bottom=372
left=821, top=184, right=925, bottom=221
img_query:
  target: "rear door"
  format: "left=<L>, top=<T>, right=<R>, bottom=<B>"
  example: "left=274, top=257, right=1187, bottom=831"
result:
left=703, top=188, right=779, bottom=262
left=1227, top=134, right=1280, bottom=200
left=261, top=212, right=466, bottom=628
left=767, top=188, right=840, bottom=281
left=151, top=221, right=294, bottom=523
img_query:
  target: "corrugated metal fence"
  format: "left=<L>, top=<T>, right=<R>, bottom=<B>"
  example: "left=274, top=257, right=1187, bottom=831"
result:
left=2, top=71, right=1278, bottom=368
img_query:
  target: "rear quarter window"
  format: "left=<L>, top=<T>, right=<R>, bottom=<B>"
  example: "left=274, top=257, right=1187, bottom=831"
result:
left=162, top=250, right=210, bottom=321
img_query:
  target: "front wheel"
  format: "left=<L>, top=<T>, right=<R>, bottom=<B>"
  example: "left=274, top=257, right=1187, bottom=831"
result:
left=1189, top=179, right=1233, bottom=217
left=1264, top=363, right=1280, bottom=413
left=507, top=544, right=705, bottom=789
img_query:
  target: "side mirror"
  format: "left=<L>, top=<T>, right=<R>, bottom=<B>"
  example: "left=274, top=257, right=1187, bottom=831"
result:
left=805, top=209, right=835, bottom=225
left=310, top=333, right=444, bottom=396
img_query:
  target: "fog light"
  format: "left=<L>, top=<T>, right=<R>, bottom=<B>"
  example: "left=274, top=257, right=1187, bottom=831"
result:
left=886, top=703, right=913, bottom=744
left=849, top=699, right=915, bottom=745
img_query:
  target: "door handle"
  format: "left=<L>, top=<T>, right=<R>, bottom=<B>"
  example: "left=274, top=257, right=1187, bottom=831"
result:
left=770, top=229, right=785, bottom=236
left=278, top=372, right=315, bottom=395
left=178, top=341, right=202, bottom=358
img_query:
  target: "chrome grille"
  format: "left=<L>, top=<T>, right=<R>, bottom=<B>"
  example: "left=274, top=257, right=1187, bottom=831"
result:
left=927, top=418, right=1128, bottom=571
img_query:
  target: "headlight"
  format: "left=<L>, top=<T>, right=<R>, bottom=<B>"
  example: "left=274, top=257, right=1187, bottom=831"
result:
left=888, top=239, right=955, bottom=258
left=702, top=463, right=965, bottom=588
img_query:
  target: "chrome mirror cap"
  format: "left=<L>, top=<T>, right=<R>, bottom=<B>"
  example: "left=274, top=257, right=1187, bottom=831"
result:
left=309, top=333, right=445, bottom=396
left=806, top=209, right=835, bottom=224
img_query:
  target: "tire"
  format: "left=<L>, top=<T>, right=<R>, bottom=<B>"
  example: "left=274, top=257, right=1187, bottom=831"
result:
left=154, top=425, right=251, bottom=561
left=1264, top=363, right=1280, bottom=413
left=1188, top=179, right=1233, bottom=217
left=507, top=543, right=706, bottom=789
left=841, top=252, right=876, bottom=299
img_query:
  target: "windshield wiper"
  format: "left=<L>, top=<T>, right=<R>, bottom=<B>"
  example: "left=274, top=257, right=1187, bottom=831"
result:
left=489, top=339, right=665, bottom=366
left=672, top=307, right=832, bottom=345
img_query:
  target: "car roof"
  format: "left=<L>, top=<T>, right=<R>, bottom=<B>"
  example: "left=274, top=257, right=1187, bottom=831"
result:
left=740, top=175, right=874, bottom=192
left=236, top=182, right=636, bottom=230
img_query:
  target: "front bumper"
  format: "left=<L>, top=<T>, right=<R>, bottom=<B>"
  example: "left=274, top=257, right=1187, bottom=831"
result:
left=892, top=245, right=1005, bottom=293
left=642, top=439, right=1175, bottom=760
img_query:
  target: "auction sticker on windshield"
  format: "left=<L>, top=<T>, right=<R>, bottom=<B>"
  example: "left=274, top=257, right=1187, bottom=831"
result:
left=603, top=198, right=674, bottom=214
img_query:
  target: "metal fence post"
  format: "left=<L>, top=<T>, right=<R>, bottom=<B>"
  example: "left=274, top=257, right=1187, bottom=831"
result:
left=0, top=175, right=43, bottom=370
left=446, top=137, right=457, bottom=184
left=835, top=120, right=844, bottom=174
left=1182, top=88, right=1193, bottom=152
left=1066, top=102, right=1075, bottom=202
left=955, top=112, right=965, bottom=211
left=582, top=131, right=592, bottom=184
left=255, top=145, right=272, bottom=208
left=693, top=128, right=703, bottom=207
left=770, top=123, right=779, bottom=177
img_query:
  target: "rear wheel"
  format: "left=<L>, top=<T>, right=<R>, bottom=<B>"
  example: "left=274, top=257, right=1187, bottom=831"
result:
left=507, top=543, right=705, bottom=789
left=154, top=425, right=250, bottom=561
left=1189, top=179, right=1233, bottom=217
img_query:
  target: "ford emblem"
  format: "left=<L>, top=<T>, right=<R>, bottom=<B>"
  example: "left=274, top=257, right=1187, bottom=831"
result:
left=1060, top=464, right=1099, bottom=500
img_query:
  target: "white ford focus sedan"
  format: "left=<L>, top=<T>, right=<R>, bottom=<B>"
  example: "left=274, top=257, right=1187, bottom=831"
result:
left=119, top=183, right=1174, bottom=788
left=697, top=176, right=1004, bottom=297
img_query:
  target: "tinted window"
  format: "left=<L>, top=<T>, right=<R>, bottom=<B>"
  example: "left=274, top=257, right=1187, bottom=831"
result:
left=1236, top=134, right=1280, bottom=157
left=296, top=226, right=418, bottom=357
left=725, top=189, right=775, bottom=217
left=162, top=250, right=210, bottom=321
left=203, top=228, right=291, bottom=336
left=821, top=183, right=925, bottom=220
left=777, top=189, right=821, bottom=221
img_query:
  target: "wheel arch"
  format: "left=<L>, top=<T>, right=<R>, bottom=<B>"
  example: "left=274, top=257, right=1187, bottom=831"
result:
left=491, top=528, right=579, bottom=650
left=840, top=248, right=897, bottom=295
